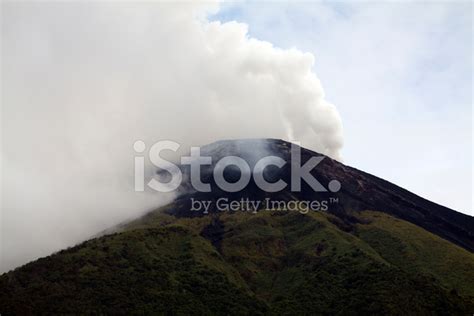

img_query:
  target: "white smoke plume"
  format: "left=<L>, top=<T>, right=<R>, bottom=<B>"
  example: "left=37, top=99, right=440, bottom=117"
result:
left=1, top=2, right=343, bottom=272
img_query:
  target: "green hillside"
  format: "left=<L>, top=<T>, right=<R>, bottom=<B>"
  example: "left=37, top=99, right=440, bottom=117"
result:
left=1, top=208, right=473, bottom=314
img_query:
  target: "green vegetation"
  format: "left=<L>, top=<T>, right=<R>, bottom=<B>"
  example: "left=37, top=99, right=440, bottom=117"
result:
left=1, top=208, right=473, bottom=315
left=356, top=211, right=474, bottom=298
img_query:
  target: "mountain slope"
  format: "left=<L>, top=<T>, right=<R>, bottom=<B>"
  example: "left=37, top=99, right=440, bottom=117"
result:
left=1, top=139, right=473, bottom=314
left=0, top=224, right=266, bottom=315
left=169, top=139, right=474, bottom=252
left=1, top=209, right=473, bottom=314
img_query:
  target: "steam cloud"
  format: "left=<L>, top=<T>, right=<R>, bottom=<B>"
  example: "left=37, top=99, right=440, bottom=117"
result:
left=1, top=2, right=343, bottom=272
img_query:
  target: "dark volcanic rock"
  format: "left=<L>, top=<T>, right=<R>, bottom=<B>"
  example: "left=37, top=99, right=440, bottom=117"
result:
left=161, top=139, right=474, bottom=252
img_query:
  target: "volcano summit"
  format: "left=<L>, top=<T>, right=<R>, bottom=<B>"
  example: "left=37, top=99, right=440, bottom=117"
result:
left=1, top=139, right=473, bottom=314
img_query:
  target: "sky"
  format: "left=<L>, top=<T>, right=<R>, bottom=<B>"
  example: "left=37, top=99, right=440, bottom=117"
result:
left=212, top=1, right=473, bottom=215
left=0, top=1, right=472, bottom=273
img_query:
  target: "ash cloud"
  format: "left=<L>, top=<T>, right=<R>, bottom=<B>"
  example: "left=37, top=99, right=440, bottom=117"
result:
left=1, top=2, right=343, bottom=272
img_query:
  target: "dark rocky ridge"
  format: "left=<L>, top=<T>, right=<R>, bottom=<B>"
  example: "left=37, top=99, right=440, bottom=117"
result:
left=162, top=138, right=474, bottom=252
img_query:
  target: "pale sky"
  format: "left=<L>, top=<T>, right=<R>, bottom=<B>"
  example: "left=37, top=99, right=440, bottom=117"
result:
left=212, top=1, right=473, bottom=215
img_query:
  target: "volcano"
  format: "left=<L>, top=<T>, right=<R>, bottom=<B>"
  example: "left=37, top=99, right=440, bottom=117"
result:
left=1, top=139, right=473, bottom=314
left=158, top=139, right=474, bottom=252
